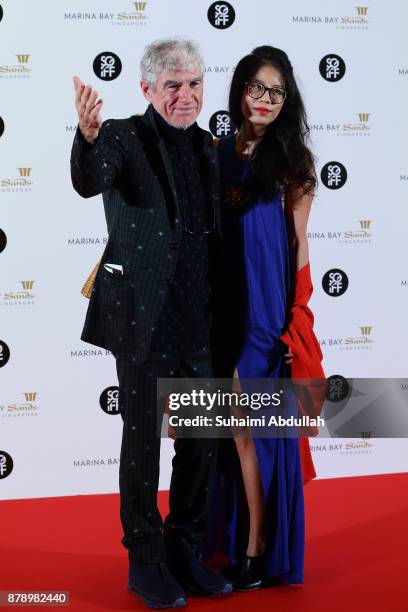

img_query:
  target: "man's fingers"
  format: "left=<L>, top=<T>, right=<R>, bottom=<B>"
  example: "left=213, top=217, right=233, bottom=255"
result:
left=85, top=90, right=98, bottom=114
left=89, top=100, right=103, bottom=124
left=79, top=84, right=93, bottom=112
left=85, top=96, right=102, bottom=123
left=73, top=76, right=85, bottom=106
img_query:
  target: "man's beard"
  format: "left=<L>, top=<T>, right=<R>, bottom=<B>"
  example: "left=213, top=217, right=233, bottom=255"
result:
left=171, top=120, right=195, bottom=130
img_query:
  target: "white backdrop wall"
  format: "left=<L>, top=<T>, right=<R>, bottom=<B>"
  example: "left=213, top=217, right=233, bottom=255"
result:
left=1, top=0, right=407, bottom=499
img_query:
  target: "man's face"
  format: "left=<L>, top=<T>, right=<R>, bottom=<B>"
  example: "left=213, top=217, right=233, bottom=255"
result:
left=141, top=67, right=203, bottom=129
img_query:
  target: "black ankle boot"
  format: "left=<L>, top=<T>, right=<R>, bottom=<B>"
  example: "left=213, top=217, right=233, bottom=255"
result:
left=128, top=560, right=187, bottom=608
left=234, top=554, right=264, bottom=591
left=164, top=530, right=233, bottom=596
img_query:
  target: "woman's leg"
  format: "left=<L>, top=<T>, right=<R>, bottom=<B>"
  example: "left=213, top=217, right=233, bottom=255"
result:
left=232, top=368, right=265, bottom=557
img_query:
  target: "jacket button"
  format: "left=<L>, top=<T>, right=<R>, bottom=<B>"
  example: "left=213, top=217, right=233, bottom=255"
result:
left=169, top=243, right=180, bottom=250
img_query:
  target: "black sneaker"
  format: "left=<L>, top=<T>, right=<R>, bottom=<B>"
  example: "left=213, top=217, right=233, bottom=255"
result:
left=128, top=560, right=187, bottom=609
left=164, top=530, right=233, bottom=597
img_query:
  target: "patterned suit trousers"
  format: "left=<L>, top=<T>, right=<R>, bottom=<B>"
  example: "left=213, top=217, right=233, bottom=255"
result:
left=116, top=350, right=216, bottom=563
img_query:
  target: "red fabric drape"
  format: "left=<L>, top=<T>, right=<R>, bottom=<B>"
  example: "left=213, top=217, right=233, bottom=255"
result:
left=280, top=262, right=326, bottom=485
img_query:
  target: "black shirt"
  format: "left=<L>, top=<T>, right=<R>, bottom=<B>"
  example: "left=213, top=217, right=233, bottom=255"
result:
left=150, top=109, right=211, bottom=355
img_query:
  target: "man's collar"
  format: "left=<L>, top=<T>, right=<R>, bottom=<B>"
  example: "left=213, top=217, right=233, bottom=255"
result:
left=151, top=105, right=197, bottom=142
left=138, top=104, right=213, bottom=150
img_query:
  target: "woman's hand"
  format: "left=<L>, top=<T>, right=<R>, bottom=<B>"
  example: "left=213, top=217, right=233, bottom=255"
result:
left=284, top=346, right=294, bottom=364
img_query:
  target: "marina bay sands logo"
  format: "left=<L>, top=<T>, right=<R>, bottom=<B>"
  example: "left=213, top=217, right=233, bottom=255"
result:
left=0, top=54, right=31, bottom=79
left=344, top=326, right=374, bottom=349
left=322, top=269, right=349, bottom=297
left=319, top=54, right=346, bottom=82
left=93, top=52, right=122, bottom=81
left=1, top=392, right=40, bottom=418
left=207, top=2, right=235, bottom=29
left=18, top=167, right=31, bottom=177
left=344, top=6, right=369, bottom=25
left=342, top=113, right=371, bottom=136
left=64, top=2, right=149, bottom=26
left=0, top=280, right=36, bottom=306
left=0, top=451, right=13, bottom=479
left=309, top=113, right=371, bottom=138
left=292, top=6, right=369, bottom=30
left=319, top=326, right=374, bottom=353
left=342, top=219, right=372, bottom=243
left=209, top=111, right=235, bottom=137
left=0, top=168, right=33, bottom=192
left=321, top=162, right=347, bottom=189
left=113, top=2, right=148, bottom=26
left=308, top=220, right=373, bottom=246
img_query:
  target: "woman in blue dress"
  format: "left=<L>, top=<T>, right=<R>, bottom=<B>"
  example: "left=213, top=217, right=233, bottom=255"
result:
left=210, top=46, right=317, bottom=590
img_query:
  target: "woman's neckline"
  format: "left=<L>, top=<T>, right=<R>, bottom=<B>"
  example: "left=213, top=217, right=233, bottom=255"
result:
left=233, top=132, right=258, bottom=162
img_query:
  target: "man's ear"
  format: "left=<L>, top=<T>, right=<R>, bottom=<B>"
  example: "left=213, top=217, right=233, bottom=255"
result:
left=140, top=80, right=152, bottom=102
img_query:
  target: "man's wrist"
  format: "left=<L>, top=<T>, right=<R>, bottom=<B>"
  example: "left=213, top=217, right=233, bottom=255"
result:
left=77, top=126, right=98, bottom=150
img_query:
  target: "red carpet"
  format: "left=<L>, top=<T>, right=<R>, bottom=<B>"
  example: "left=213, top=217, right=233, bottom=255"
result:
left=1, top=472, right=407, bottom=611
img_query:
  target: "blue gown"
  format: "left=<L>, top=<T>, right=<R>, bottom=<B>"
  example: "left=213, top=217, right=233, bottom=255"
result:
left=208, top=134, right=305, bottom=584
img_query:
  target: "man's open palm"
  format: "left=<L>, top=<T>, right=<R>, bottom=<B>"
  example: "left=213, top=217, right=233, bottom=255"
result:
left=73, top=75, right=103, bottom=144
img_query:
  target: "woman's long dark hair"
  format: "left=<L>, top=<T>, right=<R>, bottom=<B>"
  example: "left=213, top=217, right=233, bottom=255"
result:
left=229, top=45, right=316, bottom=199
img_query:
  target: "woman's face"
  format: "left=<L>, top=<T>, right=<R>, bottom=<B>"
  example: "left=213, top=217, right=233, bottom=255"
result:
left=241, top=64, right=285, bottom=130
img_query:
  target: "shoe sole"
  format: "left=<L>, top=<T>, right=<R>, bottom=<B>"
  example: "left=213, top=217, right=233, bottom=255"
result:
left=182, top=581, right=233, bottom=597
left=128, top=583, right=187, bottom=609
left=234, top=583, right=262, bottom=592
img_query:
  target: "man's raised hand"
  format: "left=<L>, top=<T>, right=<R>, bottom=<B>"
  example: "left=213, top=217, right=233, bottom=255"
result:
left=73, top=75, right=104, bottom=144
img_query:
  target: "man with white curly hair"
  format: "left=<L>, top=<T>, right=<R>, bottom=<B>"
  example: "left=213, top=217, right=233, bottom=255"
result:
left=71, top=38, right=231, bottom=608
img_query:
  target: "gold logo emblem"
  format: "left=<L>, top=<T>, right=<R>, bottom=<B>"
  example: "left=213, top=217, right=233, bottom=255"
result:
left=359, top=219, right=371, bottom=229
left=355, top=7, right=368, bottom=16
left=23, top=392, right=37, bottom=401
left=360, top=326, right=372, bottom=336
left=17, top=168, right=31, bottom=177
left=133, top=2, right=147, bottom=9
left=20, top=280, right=35, bottom=290
left=358, top=113, right=369, bottom=122
left=360, top=431, right=372, bottom=438
left=16, top=54, right=30, bottom=64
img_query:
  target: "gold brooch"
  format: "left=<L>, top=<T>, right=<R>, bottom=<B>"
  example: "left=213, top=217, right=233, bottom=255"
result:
left=225, top=185, right=247, bottom=210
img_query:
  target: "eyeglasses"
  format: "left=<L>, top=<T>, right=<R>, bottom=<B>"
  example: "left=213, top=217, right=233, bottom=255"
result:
left=245, top=81, right=287, bottom=105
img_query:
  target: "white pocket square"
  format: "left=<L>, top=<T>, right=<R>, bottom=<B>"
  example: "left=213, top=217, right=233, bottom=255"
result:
left=103, top=263, right=123, bottom=275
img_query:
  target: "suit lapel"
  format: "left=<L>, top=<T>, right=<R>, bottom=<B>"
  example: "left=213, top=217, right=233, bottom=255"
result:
left=134, top=105, right=221, bottom=235
left=194, top=127, right=222, bottom=236
left=133, top=106, right=179, bottom=229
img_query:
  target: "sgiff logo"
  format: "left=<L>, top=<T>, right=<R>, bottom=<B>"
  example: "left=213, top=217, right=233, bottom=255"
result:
left=207, top=2, right=235, bottom=29
left=319, top=54, right=346, bottom=82
left=0, top=451, right=13, bottom=479
left=209, top=111, right=234, bottom=137
left=99, top=386, right=120, bottom=415
left=0, top=340, right=10, bottom=367
left=93, top=52, right=122, bottom=81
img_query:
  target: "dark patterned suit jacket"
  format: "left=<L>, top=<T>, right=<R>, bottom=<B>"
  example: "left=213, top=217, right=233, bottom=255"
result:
left=70, top=104, right=220, bottom=360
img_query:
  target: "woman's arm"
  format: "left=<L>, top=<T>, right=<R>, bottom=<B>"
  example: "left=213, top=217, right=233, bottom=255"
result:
left=285, top=186, right=314, bottom=273
left=283, top=185, right=314, bottom=364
